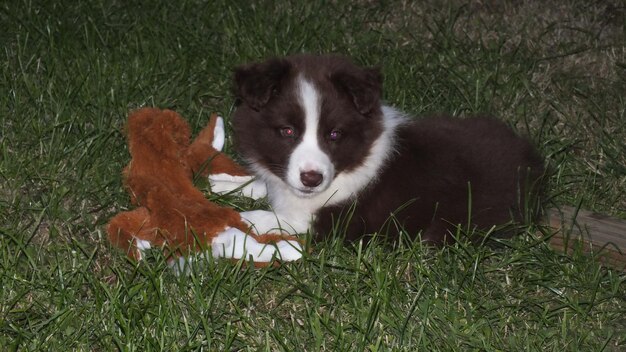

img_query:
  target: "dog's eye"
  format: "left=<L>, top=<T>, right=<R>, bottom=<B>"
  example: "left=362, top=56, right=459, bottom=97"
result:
left=329, top=130, right=342, bottom=141
left=280, top=127, right=296, bottom=138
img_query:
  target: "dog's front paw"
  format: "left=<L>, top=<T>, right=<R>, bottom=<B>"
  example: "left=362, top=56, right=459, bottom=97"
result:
left=275, top=239, right=304, bottom=261
left=211, top=227, right=303, bottom=263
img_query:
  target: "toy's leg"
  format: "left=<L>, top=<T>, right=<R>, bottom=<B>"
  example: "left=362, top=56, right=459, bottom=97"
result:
left=209, top=174, right=267, bottom=199
left=240, top=209, right=309, bottom=235
left=106, top=207, right=154, bottom=260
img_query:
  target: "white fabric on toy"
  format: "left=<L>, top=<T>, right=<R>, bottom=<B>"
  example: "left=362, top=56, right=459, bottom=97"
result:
left=209, top=173, right=268, bottom=199
left=212, top=116, right=226, bottom=152
left=134, top=238, right=152, bottom=260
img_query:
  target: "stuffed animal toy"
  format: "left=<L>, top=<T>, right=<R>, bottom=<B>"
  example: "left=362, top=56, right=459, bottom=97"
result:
left=107, top=108, right=302, bottom=271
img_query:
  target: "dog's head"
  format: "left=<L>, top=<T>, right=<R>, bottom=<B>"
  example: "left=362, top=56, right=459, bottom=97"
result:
left=231, top=54, right=385, bottom=198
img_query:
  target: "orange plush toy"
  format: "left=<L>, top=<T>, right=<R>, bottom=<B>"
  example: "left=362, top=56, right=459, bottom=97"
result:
left=107, top=108, right=302, bottom=271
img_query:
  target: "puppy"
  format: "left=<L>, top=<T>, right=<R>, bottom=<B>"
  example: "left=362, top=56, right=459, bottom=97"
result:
left=217, top=54, right=544, bottom=244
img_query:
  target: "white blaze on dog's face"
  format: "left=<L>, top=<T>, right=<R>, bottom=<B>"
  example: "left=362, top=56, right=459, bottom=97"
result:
left=231, top=54, right=385, bottom=200
left=284, top=77, right=334, bottom=197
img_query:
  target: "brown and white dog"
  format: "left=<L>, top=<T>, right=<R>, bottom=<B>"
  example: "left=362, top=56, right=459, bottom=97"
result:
left=211, top=54, right=544, bottom=244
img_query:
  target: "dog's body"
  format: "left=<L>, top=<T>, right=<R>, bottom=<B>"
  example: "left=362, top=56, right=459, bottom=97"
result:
left=225, top=54, right=544, bottom=244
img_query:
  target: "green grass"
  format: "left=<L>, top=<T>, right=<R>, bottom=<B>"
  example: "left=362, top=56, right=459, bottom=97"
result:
left=1, top=0, right=625, bottom=350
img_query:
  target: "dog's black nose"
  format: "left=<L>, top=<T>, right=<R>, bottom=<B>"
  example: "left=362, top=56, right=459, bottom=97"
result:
left=300, top=171, right=323, bottom=187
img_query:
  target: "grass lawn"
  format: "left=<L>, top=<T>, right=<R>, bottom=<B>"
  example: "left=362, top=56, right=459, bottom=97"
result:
left=1, top=0, right=625, bottom=350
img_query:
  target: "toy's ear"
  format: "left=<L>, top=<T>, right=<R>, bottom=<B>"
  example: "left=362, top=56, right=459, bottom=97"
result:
left=330, top=65, right=382, bottom=115
left=190, top=113, right=223, bottom=151
left=234, top=58, right=291, bottom=111
left=186, top=113, right=249, bottom=177
left=211, top=116, right=225, bottom=152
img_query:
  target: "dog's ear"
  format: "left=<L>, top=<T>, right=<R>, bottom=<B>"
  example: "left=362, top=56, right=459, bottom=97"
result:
left=331, top=66, right=382, bottom=115
left=234, top=59, right=291, bottom=111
